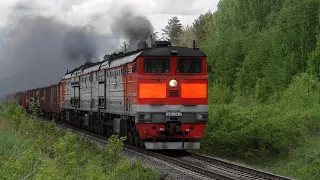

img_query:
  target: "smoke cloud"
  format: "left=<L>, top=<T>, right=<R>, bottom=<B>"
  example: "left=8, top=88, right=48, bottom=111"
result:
left=63, top=26, right=98, bottom=62
left=116, top=12, right=153, bottom=41
left=0, top=1, right=154, bottom=102
left=112, top=9, right=153, bottom=51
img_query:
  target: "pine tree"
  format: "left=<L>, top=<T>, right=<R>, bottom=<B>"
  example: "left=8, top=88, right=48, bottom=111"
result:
left=192, top=11, right=213, bottom=44
left=161, top=16, right=183, bottom=45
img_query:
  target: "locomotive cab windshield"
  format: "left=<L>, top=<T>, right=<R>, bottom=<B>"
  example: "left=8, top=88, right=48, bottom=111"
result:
left=177, top=57, right=202, bottom=73
left=143, top=57, right=170, bottom=73
left=141, top=56, right=205, bottom=75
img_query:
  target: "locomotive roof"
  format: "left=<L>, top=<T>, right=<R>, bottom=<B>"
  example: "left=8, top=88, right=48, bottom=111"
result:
left=140, top=46, right=206, bottom=57
left=100, top=51, right=142, bottom=70
left=62, top=45, right=206, bottom=80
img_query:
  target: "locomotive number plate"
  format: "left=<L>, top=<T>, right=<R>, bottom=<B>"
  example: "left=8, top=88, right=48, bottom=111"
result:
left=166, top=112, right=182, bottom=117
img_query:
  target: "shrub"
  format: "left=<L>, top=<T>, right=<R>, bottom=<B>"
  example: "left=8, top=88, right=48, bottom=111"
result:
left=208, top=84, right=233, bottom=104
left=203, top=73, right=320, bottom=159
left=203, top=104, right=306, bottom=158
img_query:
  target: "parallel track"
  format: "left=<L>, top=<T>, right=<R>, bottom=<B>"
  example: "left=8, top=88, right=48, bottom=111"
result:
left=174, top=152, right=292, bottom=180
left=53, top=121, right=293, bottom=180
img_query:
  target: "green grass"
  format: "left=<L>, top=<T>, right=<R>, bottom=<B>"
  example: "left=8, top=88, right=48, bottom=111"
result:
left=201, top=74, right=320, bottom=180
left=0, top=102, right=160, bottom=180
left=265, top=136, right=320, bottom=179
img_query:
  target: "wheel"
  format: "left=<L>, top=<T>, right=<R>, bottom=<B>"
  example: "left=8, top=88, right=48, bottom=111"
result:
left=132, top=126, right=144, bottom=148
left=107, top=126, right=113, bottom=138
left=128, top=131, right=135, bottom=145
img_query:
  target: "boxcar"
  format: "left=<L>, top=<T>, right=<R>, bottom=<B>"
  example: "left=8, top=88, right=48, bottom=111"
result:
left=39, top=87, right=45, bottom=115
left=51, top=84, right=61, bottom=120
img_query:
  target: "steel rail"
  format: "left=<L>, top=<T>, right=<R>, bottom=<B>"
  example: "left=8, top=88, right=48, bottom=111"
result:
left=186, top=152, right=293, bottom=180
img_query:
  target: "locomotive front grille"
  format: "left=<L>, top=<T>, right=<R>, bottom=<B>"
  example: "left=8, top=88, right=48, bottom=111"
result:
left=168, top=90, right=180, bottom=98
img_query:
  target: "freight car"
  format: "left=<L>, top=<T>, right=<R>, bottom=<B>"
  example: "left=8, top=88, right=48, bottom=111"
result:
left=4, top=40, right=210, bottom=150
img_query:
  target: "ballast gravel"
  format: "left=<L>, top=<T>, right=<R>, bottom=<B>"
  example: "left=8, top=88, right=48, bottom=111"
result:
left=121, top=148, right=212, bottom=180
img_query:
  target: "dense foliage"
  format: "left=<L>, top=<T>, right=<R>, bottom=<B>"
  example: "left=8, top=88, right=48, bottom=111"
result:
left=0, top=102, right=160, bottom=180
left=163, top=0, right=320, bottom=179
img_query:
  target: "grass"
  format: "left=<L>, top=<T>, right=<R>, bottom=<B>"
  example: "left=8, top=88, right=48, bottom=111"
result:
left=0, top=102, right=160, bottom=180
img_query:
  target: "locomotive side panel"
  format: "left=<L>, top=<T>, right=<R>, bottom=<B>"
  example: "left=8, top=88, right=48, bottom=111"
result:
left=108, top=68, right=125, bottom=114
left=98, top=70, right=106, bottom=109
left=64, top=79, right=72, bottom=109
left=91, top=72, right=99, bottom=111
left=80, top=74, right=91, bottom=111
left=105, top=70, right=110, bottom=111
left=125, top=62, right=138, bottom=115
left=74, top=78, right=80, bottom=108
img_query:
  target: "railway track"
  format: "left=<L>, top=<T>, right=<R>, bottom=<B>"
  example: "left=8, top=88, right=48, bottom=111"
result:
left=188, top=153, right=291, bottom=180
left=54, top=121, right=293, bottom=180
left=168, top=152, right=292, bottom=180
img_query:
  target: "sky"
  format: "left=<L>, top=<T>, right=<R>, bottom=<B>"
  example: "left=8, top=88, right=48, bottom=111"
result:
left=0, top=0, right=219, bottom=36
left=0, top=0, right=220, bottom=100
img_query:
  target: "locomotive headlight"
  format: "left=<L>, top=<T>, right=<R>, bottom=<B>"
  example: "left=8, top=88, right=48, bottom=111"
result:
left=196, top=113, right=209, bottom=121
left=144, top=114, right=150, bottom=120
left=138, top=113, right=151, bottom=121
left=169, top=79, right=178, bottom=87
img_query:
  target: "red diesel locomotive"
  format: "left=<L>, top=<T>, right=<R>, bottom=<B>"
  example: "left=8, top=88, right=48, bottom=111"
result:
left=4, top=41, right=210, bottom=150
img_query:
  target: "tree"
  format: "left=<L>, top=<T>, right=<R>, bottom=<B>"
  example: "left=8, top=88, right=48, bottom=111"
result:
left=192, top=11, right=213, bottom=44
left=161, top=16, right=183, bottom=45
left=178, top=25, right=196, bottom=48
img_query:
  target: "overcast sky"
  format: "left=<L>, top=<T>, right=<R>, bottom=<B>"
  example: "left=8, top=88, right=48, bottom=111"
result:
left=0, top=0, right=219, bottom=35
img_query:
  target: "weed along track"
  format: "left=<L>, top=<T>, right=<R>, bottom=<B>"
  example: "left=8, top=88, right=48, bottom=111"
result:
left=54, top=120, right=292, bottom=180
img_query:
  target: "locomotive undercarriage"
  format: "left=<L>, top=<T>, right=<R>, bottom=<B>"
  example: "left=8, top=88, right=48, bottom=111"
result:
left=142, top=121, right=201, bottom=150
left=45, top=108, right=203, bottom=150
left=60, top=109, right=145, bottom=148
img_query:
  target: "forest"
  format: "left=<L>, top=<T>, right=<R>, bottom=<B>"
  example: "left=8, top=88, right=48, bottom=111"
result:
left=161, top=0, right=320, bottom=179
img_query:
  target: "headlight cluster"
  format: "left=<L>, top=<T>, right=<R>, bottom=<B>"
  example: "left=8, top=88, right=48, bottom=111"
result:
left=138, top=113, right=151, bottom=120
left=196, top=113, right=208, bottom=121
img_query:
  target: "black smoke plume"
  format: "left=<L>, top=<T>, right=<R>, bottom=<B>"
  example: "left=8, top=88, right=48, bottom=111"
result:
left=112, top=10, right=153, bottom=51
left=0, top=3, right=155, bottom=102
left=63, top=26, right=98, bottom=62
left=0, top=16, right=102, bottom=102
